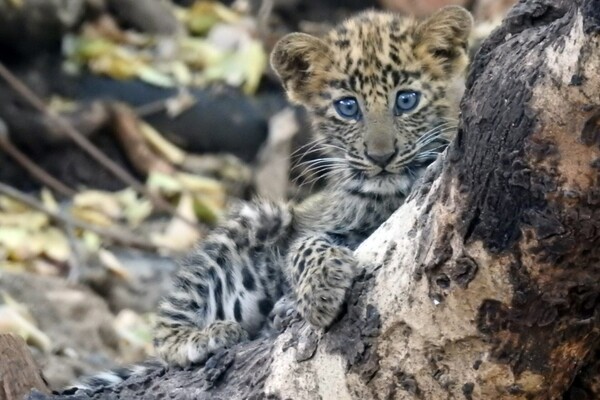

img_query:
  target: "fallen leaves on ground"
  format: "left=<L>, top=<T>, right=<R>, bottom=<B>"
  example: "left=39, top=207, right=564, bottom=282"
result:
left=62, top=1, right=267, bottom=94
left=0, top=291, right=52, bottom=353
left=0, top=169, right=227, bottom=273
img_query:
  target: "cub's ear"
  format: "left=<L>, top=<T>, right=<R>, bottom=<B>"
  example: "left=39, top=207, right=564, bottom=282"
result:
left=270, top=33, right=331, bottom=103
left=415, top=6, right=473, bottom=76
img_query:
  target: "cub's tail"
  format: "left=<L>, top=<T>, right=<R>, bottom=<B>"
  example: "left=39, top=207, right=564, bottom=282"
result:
left=60, top=359, right=165, bottom=394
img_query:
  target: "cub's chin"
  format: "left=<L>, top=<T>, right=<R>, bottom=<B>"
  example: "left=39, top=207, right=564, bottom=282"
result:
left=342, top=170, right=416, bottom=196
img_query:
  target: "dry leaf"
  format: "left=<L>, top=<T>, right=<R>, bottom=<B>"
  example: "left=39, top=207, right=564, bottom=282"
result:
left=147, top=171, right=225, bottom=223
left=39, top=228, right=70, bottom=263
left=0, top=227, right=41, bottom=262
left=147, top=172, right=184, bottom=197
left=61, top=0, right=264, bottom=92
left=74, top=190, right=122, bottom=219
left=0, top=196, right=29, bottom=212
left=151, top=193, right=200, bottom=251
left=138, top=66, right=176, bottom=87
left=48, top=96, right=78, bottom=113
left=185, top=1, right=241, bottom=35
left=40, top=188, right=60, bottom=213
left=165, top=90, right=197, bottom=118
left=201, top=38, right=266, bottom=95
left=0, top=292, right=52, bottom=353
left=71, top=207, right=114, bottom=227
left=139, top=123, right=187, bottom=165
left=81, top=230, right=102, bottom=253
left=179, top=37, right=225, bottom=69
left=98, top=249, right=131, bottom=280
left=0, top=211, right=49, bottom=230
left=115, top=188, right=153, bottom=227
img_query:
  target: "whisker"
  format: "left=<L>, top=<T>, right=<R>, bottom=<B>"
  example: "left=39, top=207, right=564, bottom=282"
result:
left=318, top=143, right=347, bottom=152
left=290, top=137, right=327, bottom=158
left=416, top=122, right=457, bottom=144
left=415, top=130, right=456, bottom=151
left=405, top=167, right=417, bottom=179
left=292, top=163, right=348, bottom=185
left=292, top=159, right=347, bottom=172
left=417, top=144, right=448, bottom=154
left=290, top=139, right=348, bottom=163
left=416, top=121, right=455, bottom=139
left=299, top=163, right=350, bottom=187
left=305, top=164, right=347, bottom=175
left=416, top=126, right=457, bottom=147
left=292, top=156, right=347, bottom=166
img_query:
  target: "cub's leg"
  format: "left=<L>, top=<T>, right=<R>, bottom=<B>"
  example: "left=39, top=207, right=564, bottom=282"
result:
left=286, top=234, right=358, bottom=327
left=154, top=320, right=248, bottom=366
left=153, top=201, right=291, bottom=366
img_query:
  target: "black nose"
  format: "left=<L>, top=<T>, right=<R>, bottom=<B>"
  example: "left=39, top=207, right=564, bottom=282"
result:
left=365, top=148, right=398, bottom=168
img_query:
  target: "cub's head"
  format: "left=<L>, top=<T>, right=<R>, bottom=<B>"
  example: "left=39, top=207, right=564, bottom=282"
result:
left=271, top=7, right=473, bottom=195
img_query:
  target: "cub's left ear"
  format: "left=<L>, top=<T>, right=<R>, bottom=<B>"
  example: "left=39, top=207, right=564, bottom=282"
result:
left=270, top=32, right=331, bottom=103
left=415, top=6, right=474, bottom=76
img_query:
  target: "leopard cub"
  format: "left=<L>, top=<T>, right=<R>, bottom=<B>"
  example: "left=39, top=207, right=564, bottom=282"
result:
left=158, top=3, right=472, bottom=367
left=71, top=6, right=472, bottom=390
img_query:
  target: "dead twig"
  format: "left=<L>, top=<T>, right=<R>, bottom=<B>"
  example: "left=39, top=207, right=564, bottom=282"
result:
left=0, top=62, right=200, bottom=231
left=257, top=0, right=275, bottom=33
left=110, top=103, right=175, bottom=175
left=64, top=211, right=85, bottom=283
left=0, top=182, right=161, bottom=252
left=0, top=119, right=76, bottom=197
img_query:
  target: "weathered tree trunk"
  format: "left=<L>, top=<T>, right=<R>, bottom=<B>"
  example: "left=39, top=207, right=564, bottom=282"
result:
left=30, top=0, right=600, bottom=398
left=0, top=334, right=49, bottom=400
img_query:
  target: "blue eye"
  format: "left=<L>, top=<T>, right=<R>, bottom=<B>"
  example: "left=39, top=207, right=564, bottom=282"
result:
left=334, top=97, right=361, bottom=119
left=395, top=91, right=420, bottom=114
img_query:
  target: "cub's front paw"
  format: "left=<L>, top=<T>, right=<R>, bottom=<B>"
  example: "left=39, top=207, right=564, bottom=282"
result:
left=295, top=247, right=357, bottom=327
left=267, top=295, right=300, bottom=332
left=154, top=321, right=248, bottom=367
left=206, top=320, right=249, bottom=352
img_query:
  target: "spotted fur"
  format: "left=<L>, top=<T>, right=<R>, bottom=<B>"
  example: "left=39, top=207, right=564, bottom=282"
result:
left=66, top=7, right=472, bottom=391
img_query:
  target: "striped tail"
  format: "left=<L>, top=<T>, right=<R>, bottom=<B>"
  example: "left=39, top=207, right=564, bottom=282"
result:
left=60, top=359, right=165, bottom=394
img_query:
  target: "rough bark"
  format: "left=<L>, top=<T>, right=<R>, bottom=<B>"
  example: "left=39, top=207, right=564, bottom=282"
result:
left=30, top=0, right=600, bottom=398
left=0, top=334, right=49, bottom=400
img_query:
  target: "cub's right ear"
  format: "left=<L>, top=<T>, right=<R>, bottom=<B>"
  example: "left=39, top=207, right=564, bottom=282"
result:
left=270, top=33, right=331, bottom=103
left=414, top=6, right=473, bottom=77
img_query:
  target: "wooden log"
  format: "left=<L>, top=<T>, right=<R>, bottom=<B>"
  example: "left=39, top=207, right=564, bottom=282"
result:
left=0, top=334, right=49, bottom=400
